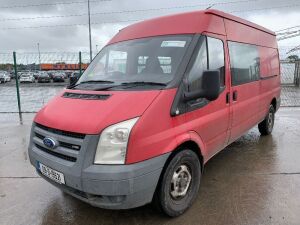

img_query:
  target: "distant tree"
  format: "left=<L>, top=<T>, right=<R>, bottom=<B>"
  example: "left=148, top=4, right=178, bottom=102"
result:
left=0, top=64, right=13, bottom=71
left=287, top=55, right=299, bottom=61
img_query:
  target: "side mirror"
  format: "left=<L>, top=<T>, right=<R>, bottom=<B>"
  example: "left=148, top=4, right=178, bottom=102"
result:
left=184, top=70, right=220, bottom=102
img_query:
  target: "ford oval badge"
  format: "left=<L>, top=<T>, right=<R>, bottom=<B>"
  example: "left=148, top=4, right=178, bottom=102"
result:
left=43, top=137, right=57, bottom=149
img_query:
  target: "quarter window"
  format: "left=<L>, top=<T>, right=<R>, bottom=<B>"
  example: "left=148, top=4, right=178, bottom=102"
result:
left=187, top=38, right=208, bottom=92
left=207, top=37, right=225, bottom=86
left=187, top=36, right=225, bottom=93
left=228, top=41, right=260, bottom=86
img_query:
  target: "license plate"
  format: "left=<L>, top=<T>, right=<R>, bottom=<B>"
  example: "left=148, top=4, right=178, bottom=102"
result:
left=38, top=162, right=65, bottom=184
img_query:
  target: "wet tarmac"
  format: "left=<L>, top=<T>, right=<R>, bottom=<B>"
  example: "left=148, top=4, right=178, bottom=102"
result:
left=0, top=108, right=300, bottom=225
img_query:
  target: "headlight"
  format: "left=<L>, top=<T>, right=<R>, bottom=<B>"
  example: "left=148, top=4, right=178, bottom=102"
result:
left=94, top=117, right=139, bottom=164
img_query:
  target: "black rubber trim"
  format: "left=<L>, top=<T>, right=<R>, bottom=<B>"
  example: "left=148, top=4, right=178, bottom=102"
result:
left=34, top=132, right=81, bottom=151
left=35, top=123, right=86, bottom=139
left=170, top=34, right=202, bottom=116
left=260, top=75, right=278, bottom=80
left=35, top=144, right=77, bottom=162
left=63, top=92, right=111, bottom=100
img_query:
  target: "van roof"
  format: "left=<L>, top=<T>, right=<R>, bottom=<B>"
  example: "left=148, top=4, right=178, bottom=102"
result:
left=205, top=9, right=275, bottom=35
left=108, top=9, right=275, bottom=45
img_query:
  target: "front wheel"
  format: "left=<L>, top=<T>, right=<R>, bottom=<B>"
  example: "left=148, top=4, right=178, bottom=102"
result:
left=153, top=150, right=201, bottom=217
left=258, top=105, right=275, bottom=135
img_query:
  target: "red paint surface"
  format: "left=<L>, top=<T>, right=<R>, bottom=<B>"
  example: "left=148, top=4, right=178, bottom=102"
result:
left=108, top=10, right=226, bottom=45
left=35, top=9, right=280, bottom=165
left=35, top=89, right=160, bottom=134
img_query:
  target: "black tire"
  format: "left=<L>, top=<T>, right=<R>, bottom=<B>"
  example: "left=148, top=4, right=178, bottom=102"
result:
left=153, top=150, right=201, bottom=217
left=258, top=105, right=275, bottom=136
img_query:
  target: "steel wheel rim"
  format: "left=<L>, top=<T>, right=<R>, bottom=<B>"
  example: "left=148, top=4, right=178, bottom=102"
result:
left=170, top=164, right=192, bottom=200
left=267, top=111, right=274, bottom=131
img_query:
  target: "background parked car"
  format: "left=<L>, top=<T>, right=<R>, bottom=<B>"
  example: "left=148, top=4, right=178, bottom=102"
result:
left=52, top=72, right=65, bottom=82
left=33, top=71, right=40, bottom=80
left=47, top=70, right=55, bottom=79
left=64, top=70, right=73, bottom=78
left=15, top=72, right=23, bottom=79
left=61, top=71, right=67, bottom=79
left=70, top=71, right=80, bottom=78
left=20, top=73, right=35, bottom=83
left=0, top=71, right=11, bottom=83
left=37, top=72, right=51, bottom=83
left=9, top=71, right=15, bottom=79
left=69, top=71, right=81, bottom=85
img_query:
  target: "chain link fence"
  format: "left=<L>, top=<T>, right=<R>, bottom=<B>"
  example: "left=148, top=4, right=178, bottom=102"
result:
left=0, top=50, right=300, bottom=114
left=0, top=52, right=90, bottom=113
left=280, top=60, right=300, bottom=107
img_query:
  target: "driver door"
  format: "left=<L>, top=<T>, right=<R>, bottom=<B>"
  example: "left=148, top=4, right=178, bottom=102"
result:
left=184, top=35, right=231, bottom=160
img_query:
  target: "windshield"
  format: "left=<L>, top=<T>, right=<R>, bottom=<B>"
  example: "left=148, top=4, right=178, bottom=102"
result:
left=75, top=35, right=192, bottom=90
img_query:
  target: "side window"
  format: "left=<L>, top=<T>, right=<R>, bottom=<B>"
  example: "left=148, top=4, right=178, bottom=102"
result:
left=228, top=42, right=260, bottom=86
left=207, top=37, right=225, bottom=86
left=187, top=38, right=208, bottom=92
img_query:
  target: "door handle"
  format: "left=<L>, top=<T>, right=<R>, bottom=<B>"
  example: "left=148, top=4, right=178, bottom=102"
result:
left=226, top=92, right=230, bottom=104
left=233, top=90, right=238, bottom=101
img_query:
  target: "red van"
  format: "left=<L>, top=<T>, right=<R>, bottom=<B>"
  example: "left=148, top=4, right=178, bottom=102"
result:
left=28, top=10, right=280, bottom=217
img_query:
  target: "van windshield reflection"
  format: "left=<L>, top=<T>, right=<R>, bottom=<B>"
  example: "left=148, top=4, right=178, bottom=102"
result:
left=74, top=35, right=192, bottom=90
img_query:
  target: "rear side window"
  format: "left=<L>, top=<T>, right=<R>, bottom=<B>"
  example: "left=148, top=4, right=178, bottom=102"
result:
left=228, top=41, right=260, bottom=86
left=207, top=37, right=225, bottom=86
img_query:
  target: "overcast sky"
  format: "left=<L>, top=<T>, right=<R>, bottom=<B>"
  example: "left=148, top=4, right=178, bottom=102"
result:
left=0, top=0, right=300, bottom=54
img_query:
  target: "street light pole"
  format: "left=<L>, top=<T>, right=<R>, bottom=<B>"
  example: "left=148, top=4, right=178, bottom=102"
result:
left=37, top=43, right=41, bottom=70
left=88, top=0, right=92, bottom=62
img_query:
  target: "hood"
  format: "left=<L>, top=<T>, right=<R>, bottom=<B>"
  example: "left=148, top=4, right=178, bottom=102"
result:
left=34, top=89, right=160, bottom=134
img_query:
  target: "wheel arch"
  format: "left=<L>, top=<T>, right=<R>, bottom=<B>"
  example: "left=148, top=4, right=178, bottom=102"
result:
left=163, top=132, right=206, bottom=176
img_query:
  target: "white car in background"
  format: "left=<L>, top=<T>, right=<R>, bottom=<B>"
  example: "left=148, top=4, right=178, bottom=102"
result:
left=20, top=73, right=35, bottom=83
left=0, top=71, right=11, bottom=83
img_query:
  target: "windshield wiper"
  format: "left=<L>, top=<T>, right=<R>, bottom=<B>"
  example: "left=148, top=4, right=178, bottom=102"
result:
left=96, top=81, right=167, bottom=91
left=68, top=80, right=114, bottom=89
left=121, top=81, right=167, bottom=86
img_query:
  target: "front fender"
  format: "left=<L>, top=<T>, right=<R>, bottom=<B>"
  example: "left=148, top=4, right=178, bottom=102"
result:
left=176, top=131, right=208, bottom=164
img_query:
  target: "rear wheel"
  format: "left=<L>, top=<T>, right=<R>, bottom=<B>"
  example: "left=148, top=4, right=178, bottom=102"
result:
left=153, top=150, right=201, bottom=217
left=258, top=105, right=275, bottom=135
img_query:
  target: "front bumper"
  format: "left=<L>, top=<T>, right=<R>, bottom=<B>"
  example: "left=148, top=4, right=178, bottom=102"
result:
left=32, top=154, right=169, bottom=209
left=28, top=123, right=169, bottom=209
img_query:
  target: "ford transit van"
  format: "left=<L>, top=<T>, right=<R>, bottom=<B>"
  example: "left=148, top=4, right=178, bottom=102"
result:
left=28, top=9, right=281, bottom=217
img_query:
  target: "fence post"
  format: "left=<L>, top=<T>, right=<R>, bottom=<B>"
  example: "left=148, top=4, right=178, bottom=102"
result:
left=79, top=51, right=82, bottom=77
left=13, top=52, right=22, bottom=119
